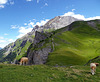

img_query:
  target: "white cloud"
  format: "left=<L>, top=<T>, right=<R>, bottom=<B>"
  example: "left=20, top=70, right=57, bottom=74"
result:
left=0, top=0, right=8, bottom=4
left=0, top=40, right=6, bottom=43
left=72, top=9, right=75, bottom=12
left=35, top=19, right=49, bottom=26
left=62, top=11, right=100, bottom=21
left=16, top=19, right=49, bottom=38
left=28, top=22, right=35, bottom=27
left=85, top=16, right=100, bottom=21
left=11, top=25, right=19, bottom=29
left=0, top=0, right=15, bottom=8
left=0, top=0, right=8, bottom=8
left=8, top=39, right=14, bottom=42
left=17, top=34, right=25, bottom=39
left=4, top=33, right=8, bottom=35
left=27, top=19, right=49, bottom=27
left=24, top=23, right=27, bottom=26
left=17, top=27, right=33, bottom=38
left=0, top=37, right=15, bottom=48
left=26, top=0, right=32, bottom=2
left=0, top=5, right=5, bottom=8
left=19, top=27, right=32, bottom=34
left=63, top=11, right=85, bottom=20
left=0, top=43, right=6, bottom=48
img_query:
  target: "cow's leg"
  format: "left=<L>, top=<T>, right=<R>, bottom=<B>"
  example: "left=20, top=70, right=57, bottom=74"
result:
left=26, top=61, right=28, bottom=65
left=91, top=69, right=95, bottom=75
left=20, top=62, right=22, bottom=65
left=23, top=61, right=25, bottom=65
left=22, top=61, right=24, bottom=65
left=20, top=61, right=22, bottom=65
left=25, top=61, right=27, bottom=65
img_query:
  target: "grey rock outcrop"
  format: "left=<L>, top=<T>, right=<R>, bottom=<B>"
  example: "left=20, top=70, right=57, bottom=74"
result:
left=28, top=47, right=52, bottom=65
left=33, top=47, right=52, bottom=64
left=87, top=20, right=100, bottom=31
left=33, top=31, right=47, bottom=44
left=28, top=31, right=52, bottom=65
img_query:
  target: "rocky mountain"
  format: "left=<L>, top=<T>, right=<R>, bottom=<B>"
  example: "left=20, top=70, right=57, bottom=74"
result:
left=27, top=20, right=100, bottom=65
left=0, top=17, right=100, bottom=66
left=43, top=16, right=80, bottom=30
left=1, top=15, right=100, bottom=66
left=0, top=16, right=79, bottom=63
left=32, top=16, right=80, bottom=32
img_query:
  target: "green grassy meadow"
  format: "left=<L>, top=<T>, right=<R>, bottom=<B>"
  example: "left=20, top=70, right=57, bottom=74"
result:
left=0, top=64, right=100, bottom=82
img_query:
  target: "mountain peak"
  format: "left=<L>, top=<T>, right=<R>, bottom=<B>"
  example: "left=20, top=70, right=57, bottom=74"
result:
left=31, top=16, right=80, bottom=33
left=44, top=16, right=80, bottom=30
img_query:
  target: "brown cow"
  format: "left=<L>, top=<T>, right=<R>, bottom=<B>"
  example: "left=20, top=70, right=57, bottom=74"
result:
left=20, top=57, right=28, bottom=65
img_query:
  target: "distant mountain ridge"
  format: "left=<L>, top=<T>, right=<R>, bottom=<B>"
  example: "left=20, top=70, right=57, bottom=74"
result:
left=1, top=16, right=100, bottom=65
left=0, top=16, right=79, bottom=63
left=32, top=16, right=80, bottom=32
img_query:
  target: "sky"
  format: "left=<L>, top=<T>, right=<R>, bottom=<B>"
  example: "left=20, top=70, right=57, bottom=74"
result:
left=0, top=0, right=100, bottom=48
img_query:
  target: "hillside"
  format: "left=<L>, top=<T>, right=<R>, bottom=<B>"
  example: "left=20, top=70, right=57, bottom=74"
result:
left=0, top=64, right=100, bottom=82
left=0, top=17, right=100, bottom=66
left=27, top=20, right=100, bottom=66
left=0, top=34, right=34, bottom=63
left=0, top=16, right=78, bottom=63
left=47, top=20, right=100, bottom=65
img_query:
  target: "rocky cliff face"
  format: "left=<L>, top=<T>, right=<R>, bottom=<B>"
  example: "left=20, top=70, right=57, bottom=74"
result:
left=28, top=46, right=52, bottom=65
left=27, top=31, right=53, bottom=65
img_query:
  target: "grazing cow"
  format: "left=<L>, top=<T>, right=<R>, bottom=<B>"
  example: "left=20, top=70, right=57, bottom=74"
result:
left=20, top=57, right=28, bottom=65
left=90, top=63, right=99, bottom=75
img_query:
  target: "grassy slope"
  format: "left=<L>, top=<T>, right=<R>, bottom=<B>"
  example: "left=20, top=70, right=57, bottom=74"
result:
left=12, top=35, right=34, bottom=61
left=0, top=39, right=32, bottom=63
left=0, top=64, right=100, bottom=82
left=1, top=20, right=100, bottom=65
left=16, top=41, right=31, bottom=60
left=46, top=21, right=100, bottom=66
